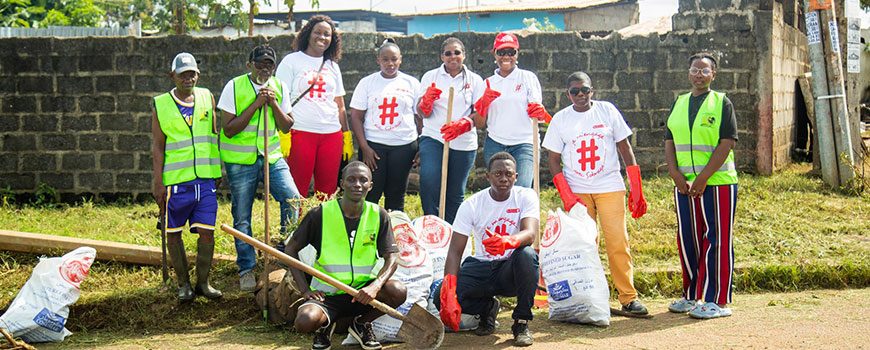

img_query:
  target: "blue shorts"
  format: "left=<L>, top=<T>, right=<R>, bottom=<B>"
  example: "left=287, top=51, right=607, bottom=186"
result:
left=165, top=179, right=218, bottom=234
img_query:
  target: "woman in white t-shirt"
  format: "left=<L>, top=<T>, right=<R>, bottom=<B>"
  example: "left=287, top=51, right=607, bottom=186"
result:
left=542, top=71, right=650, bottom=316
left=275, top=15, right=348, bottom=198
left=472, top=32, right=552, bottom=189
left=348, top=39, right=421, bottom=211
left=415, top=37, right=485, bottom=224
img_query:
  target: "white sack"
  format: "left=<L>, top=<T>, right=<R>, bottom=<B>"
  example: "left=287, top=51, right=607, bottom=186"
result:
left=0, top=247, right=97, bottom=342
left=540, top=206, right=610, bottom=326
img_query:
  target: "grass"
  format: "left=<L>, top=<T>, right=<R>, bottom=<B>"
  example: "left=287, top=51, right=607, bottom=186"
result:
left=0, top=163, right=868, bottom=334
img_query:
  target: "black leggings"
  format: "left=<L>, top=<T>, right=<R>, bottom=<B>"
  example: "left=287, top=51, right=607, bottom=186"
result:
left=362, top=140, right=417, bottom=211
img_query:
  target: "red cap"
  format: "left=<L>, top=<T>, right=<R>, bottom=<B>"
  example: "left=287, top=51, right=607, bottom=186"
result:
left=493, top=32, right=519, bottom=51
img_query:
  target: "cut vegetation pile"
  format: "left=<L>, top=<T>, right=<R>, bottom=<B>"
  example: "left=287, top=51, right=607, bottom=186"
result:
left=0, top=164, right=867, bottom=335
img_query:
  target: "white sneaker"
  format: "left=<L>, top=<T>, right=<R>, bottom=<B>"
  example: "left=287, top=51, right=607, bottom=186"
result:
left=239, top=271, right=256, bottom=292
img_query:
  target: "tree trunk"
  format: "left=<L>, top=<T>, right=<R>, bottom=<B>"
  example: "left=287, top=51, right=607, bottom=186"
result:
left=248, top=0, right=257, bottom=37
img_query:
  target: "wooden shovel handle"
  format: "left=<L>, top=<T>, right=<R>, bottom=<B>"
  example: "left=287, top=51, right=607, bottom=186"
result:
left=220, top=224, right=405, bottom=320
left=262, top=105, right=271, bottom=317
left=439, top=87, right=455, bottom=219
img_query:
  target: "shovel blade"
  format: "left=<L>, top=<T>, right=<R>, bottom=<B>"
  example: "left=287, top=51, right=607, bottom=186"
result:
left=396, top=304, right=444, bottom=349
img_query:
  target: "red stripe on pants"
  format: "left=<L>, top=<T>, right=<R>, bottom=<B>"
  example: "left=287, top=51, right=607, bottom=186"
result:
left=286, top=129, right=342, bottom=198
left=717, top=185, right=734, bottom=304
left=693, top=196, right=708, bottom=301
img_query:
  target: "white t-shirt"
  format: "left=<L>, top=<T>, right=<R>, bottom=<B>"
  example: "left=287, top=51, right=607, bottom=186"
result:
left=275, top=51, right=346, bottom=134
left=542, top=101, right=633, bottom=194
left=452, top=186, right=540, bottom=261
left=349, top=71, right=420, bottom=146
left=216, top=75, right=292, bottom=116
left=484, top=67, right=543, bottom=146
left=417, top=64, right=485, bottom=151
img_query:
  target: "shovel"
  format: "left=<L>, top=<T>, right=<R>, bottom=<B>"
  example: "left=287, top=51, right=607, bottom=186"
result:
left=220, top=224, right=445, bottom=350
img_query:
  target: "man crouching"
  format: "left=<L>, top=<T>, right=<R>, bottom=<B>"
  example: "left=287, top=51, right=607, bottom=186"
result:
left=435, top=152, right=540, bottom=346
left=283, top=161, right=406, bottom=350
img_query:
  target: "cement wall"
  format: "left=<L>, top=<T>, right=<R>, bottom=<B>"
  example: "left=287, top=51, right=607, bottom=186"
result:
left=770, top=0, right=810, bottom=171
left=564, top=3, right=640, bottom=32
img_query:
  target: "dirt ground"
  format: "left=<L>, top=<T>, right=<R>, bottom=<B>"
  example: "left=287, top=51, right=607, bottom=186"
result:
left=36, top=288, right=869, bottom=350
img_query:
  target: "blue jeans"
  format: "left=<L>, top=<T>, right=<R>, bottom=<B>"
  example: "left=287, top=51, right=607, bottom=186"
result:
left=225, top=156, right=301, bottom=275
left=418, top=136, right=476, bottom=224
left=483, top=136, right=535, bottom=189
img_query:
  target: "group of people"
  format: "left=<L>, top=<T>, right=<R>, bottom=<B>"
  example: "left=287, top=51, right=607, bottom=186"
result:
left=151, top=14, right=739, bottom=350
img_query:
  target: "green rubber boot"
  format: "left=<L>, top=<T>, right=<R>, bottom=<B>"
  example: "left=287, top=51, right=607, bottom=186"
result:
left=167, top=236, right=195, bottom=303
left=194, top=241, right=223, bottom=299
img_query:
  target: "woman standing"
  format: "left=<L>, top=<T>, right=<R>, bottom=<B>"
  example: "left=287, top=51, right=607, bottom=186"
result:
left=665, top=52, right=738, bottom=319
left=276, top=15, right=349, bottom=198
left=473, top=32, right=551, bottom=189
left=416, top=37, right=485, bottom=224
left=349, top=39, right=420, bottom=211
left=543, top=71, right=649, bottom=316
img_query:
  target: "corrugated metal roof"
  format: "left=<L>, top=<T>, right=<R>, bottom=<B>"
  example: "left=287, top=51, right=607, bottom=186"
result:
left=394, top=0, right=629, bottom=17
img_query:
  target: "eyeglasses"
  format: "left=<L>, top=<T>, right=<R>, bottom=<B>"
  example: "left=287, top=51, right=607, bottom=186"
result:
left=689, top=67, right=713, bottom=76
left=495, top=49, right=517, bottom=57
left=254, top=61, right=275, bottom=70
left=442, top=50, right=463, bottom=57
left=568, top=86, right=592, bottom=96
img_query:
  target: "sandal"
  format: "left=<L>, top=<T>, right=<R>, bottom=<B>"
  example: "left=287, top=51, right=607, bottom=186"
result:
left=668, top=298, right=697, bottom=313
left=688, top=302, right=732, bottom=319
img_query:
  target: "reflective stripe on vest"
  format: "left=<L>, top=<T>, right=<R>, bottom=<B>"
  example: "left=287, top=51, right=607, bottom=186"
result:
left=154, top=87, right=221, bottom=185
left=311, top=199, right=381, bottom=295
left=218, top=74, right=284, bottom=165
left=666, top=90, right=738, bottom=185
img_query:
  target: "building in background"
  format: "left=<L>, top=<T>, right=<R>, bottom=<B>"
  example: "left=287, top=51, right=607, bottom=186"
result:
left=256, top=9, right=407, bottom=34
left=397, top=0, right=639, bottom=37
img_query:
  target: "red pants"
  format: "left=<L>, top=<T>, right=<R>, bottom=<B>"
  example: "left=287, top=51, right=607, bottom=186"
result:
left=286, top=129, right=342, bottom=198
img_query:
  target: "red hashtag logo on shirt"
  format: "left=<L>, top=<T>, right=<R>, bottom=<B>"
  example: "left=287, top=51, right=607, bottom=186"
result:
left=378, top=97, right=399, bottom=125
left=307, top=74, right=326, bottom=98
left=576, top=139, right=600, bottom=171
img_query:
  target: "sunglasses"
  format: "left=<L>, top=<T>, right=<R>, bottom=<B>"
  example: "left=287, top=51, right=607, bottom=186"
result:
left=495, top=48, right=517, bottom=57
left=568, top=86, right=593, bottom=96
left=442, top=50, right=463, bottom=57
left=254, top=61, right=275, bottom=70
left=689, top=67, right=713, bottom=76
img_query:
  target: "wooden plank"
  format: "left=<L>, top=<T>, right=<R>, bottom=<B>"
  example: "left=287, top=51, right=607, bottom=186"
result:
left=0, top=230, right=235, bottom=266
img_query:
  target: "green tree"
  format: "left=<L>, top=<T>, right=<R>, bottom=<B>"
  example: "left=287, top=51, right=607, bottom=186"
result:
left=0, top=0, right=35, bottom=27
left=523, top=17, right=558, bottom=32
left=1, top=0, right=103, bottom=27
left=28, top=0, right=104, bottom=27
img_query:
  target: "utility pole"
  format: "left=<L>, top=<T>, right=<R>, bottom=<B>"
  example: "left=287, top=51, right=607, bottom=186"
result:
left=803, top=0, right=855, bottom=187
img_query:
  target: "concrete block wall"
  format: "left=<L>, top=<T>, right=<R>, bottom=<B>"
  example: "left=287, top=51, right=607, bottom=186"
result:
left=1, top=1, right=797, bottom=199
left=770, top=1, right=809, bottom=171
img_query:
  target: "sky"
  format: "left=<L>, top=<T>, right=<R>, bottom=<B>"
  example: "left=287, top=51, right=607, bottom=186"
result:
left=270, top=0, right=870, bottom=29
left=271, top=0, right=680, bottom=22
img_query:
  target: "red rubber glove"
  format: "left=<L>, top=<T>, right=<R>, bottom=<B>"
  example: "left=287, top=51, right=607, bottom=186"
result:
left=439, top=274, right=461, bottom=332
left=473, top=80, right=501, bottom=118
left=440, top=116, right=472, bottom=142
left=526, top=103, right=552, bottom=123
left=553, top=172, right=585, bottom=211
left=418, top=82, right=442, bottom=117
left=482, top=229, right=521, bottom=256
left=626, top=165, right=647, bottom=219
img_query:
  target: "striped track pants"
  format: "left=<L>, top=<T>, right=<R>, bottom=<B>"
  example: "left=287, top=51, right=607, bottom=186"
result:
left=674, top=184, right=738, bottom=304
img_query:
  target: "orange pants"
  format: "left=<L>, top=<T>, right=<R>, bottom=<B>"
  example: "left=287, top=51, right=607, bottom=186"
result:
left=576, top=191, right=638, bottom=305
